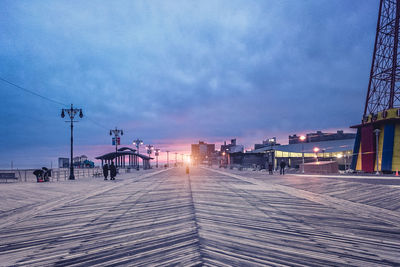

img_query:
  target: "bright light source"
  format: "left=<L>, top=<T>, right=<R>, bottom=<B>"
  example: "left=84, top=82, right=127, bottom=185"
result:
left=313, top=147, right=320, bottom=153
left=222, top=152, right=226, bottom=156
left=299, top=135, right=306, bottom=141
left=336, top=153, right=343, bottom=158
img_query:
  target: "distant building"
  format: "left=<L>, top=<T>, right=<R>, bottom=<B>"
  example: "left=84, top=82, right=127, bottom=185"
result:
left=230, top=138, right=355, bottom=171
left=191, top=141, right=215, bottom=164
left=289, top=130, right=356, bottom=144
left=73, top=155, right=88, bottom=165
left=254, top=137, right=280, bottom=150
left=221, top=139, right=244, bottom=153
left=58, top=157, right=69, bottom=168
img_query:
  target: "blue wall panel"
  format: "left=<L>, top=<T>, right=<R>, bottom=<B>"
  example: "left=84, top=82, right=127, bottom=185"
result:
left=381, top=124, right=395, bottom=171
left=351, top=128, right=361, bottom=170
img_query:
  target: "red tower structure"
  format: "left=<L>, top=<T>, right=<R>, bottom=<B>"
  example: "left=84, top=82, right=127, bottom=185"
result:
left=351, top=0, right=400, bottom=173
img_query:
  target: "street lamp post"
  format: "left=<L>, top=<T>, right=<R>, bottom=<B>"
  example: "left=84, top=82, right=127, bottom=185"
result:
left=174, top=153, right=178, bottom=166
left=299, top=135, right=306, bottom=173
left=132, top=139, right=143, bottom=170
left=61, top=104, right=83, bottom=180
left=313, top=147, right=320, bottom=162
left=155, top=148, right=160, bottom=168
left=166, top=151, right=170, bottom=167
left=132, top=139, right=143, bottom=154
left=145, top=145, right=154, bottom=169
left=374, top=128, right=381, bottom=175
left=109, top=127, right=123, bottom=167
left=146, top=145, right=154, bottom=157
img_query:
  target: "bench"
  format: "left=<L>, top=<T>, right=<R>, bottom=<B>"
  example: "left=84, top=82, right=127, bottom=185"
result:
left=0, top=173, right=18, bottom=182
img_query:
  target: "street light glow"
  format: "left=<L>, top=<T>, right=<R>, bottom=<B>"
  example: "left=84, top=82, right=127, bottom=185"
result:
left=313, top=147, right=320, bottom=153
left=299, top=135, right=306, bottom=141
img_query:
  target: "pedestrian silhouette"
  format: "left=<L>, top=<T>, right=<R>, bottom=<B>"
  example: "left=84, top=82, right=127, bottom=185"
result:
left=268, top=162, right=273, bottom=175
left=280, top=161, right=286, bottom=175
left=110, top=162, right=117, bottom=180
left=103, top=163, right=109, bottom=180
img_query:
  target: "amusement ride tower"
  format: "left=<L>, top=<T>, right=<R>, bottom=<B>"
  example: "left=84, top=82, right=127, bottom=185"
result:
left=351, top=0, right=400, bottom=172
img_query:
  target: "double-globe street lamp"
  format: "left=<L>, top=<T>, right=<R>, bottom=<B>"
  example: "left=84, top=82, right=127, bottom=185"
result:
left=132, top=139, right=143, bottom=170
left=145, top=145, right=154, bottom=169
left=110, top=127, right=123, bottom=167
left=132, top=139, right=143, bottom=154
left=61, top=104, right=83, bottom=180
left=146, top=145, right=154, bottom=158
left=154, top=148, right=160, bottom=168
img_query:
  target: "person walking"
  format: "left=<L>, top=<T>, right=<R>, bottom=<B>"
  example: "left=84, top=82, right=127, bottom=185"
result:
left=280, top=161, right=286, bottom=175
left=110, top=161, right=117, bottom=180
left=268, top=162, right=273, bottom=175
left=103, top=163, right=109, bottom=180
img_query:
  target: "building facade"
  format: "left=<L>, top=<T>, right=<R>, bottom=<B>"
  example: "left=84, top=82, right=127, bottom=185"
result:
left=191, top=141, right=215, bottom=164
left=289, top=130, right=356, bottom=144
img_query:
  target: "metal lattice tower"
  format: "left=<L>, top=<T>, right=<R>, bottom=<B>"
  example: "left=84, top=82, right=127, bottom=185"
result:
left=364, top=0, right=400, bottom=117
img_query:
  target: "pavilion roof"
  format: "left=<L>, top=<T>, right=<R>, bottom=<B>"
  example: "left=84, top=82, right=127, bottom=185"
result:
left=95, top=151, right=153, bottom=160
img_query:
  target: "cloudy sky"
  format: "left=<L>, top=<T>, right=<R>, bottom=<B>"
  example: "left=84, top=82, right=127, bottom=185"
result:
left=0, top=0, right=379, bottom=168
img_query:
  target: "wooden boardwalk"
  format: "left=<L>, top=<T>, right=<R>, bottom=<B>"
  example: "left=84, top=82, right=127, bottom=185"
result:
left=0, top=167, right=400, bottom=266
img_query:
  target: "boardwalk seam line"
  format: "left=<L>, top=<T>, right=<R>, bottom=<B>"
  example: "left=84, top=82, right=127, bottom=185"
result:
left=187, top=173, right=205, bottom=265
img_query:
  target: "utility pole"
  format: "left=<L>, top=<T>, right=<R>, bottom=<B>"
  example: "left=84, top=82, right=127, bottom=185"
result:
left=61, top=104, right=83, bottom=180
left=174, top=152, right=178, bottom=166
left=110, top=127, right=123, bottom=167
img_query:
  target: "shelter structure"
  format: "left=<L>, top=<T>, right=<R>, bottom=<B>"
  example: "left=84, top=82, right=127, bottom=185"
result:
left=95, top=147, right=153, bottom=170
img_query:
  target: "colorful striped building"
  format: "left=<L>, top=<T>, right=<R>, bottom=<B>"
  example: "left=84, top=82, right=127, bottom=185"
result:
left=351, top=108, right=400, bottom=173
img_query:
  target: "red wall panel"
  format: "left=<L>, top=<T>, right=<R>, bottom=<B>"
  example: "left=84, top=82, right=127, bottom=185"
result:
left=361, top=125, right=375, bottom=172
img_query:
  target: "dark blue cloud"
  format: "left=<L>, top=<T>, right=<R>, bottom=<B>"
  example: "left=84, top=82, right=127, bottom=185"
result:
left=0, top=0, right=379, bottom=167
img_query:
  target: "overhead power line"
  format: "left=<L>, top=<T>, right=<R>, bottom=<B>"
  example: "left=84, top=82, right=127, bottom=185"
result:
left=0, top=76, right=109, bottom=130
left=0, top=77, right=68, bottom=107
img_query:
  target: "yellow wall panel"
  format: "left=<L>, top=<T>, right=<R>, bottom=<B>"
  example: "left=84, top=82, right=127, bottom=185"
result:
left=356, top=143, right=362, bottom=171
left=375, top=126, right=384, bottom=171
left=392, top=124, right=400, bottom=171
